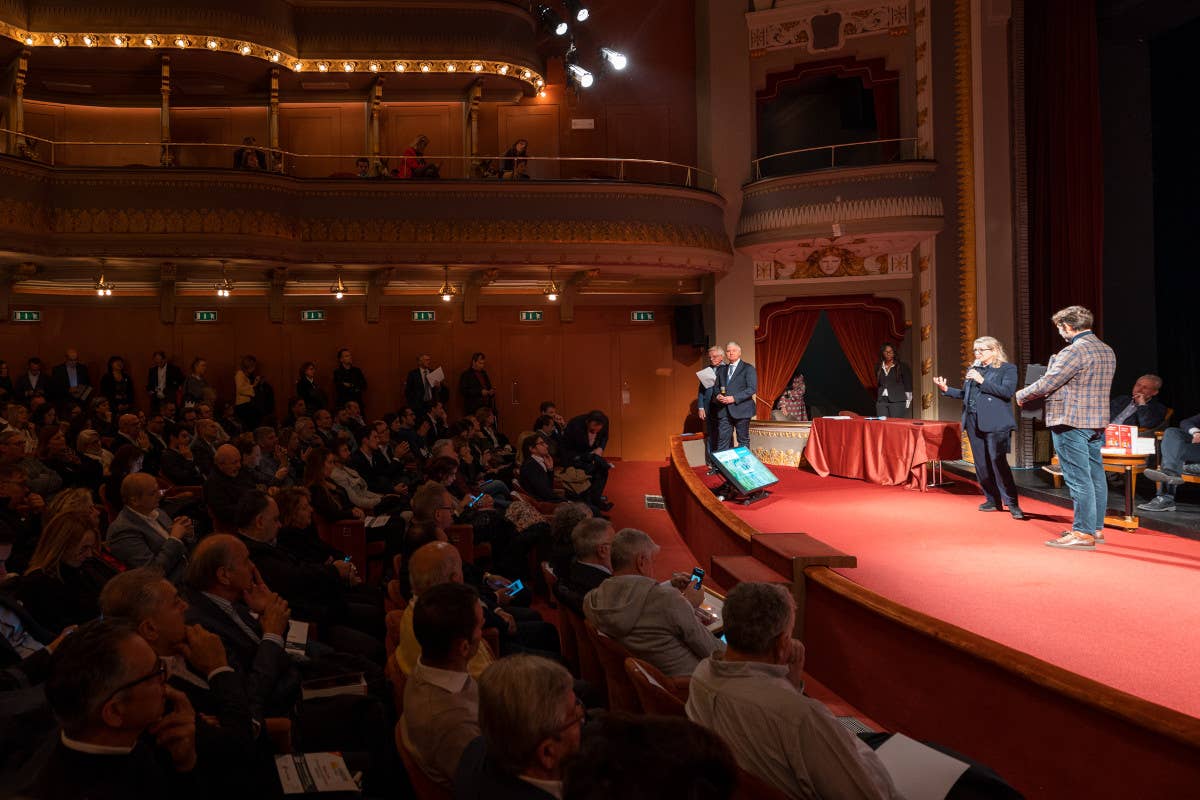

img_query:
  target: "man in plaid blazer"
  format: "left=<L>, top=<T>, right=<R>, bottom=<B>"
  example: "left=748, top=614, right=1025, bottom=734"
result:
left=1016, top=306, right=1116, bottom=551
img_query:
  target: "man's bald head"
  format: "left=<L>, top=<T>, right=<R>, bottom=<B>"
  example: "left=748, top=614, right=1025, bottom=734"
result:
left=120, top=472, right=160, bottom=513
left=214, top=444, right=241, bottom=477
left=118, top=414, right=140, bottom=436
left=186, top=534, right=245, bottom=591
left=409, top=541, right=463, bottom=595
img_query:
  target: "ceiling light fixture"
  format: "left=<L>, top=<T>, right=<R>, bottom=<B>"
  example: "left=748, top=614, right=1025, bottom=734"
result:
left=143, top=35, right=157, bottom=47
left=369, top=62, right=380, bottom=72
left=94, top=261, right=114, bottom=296
left=420, top=63, right=431, bottom=72
left=207, top=39, right=220, bottom=49
left=51, top=34, right=66, bottom=46
left=544, top=266, right=561, bottom=302
left=437, top=266, right=457, bottom=303
left=601, top=48, right=628, bottom=70
left=82, top=35, right=96, bottom=47
left=239, top=43, right=252, bottom=55
left=292, top=61, right=304, bottom=71
left=175, top=37, right=190, bottom=48
left=317, top=61, right=330, bottom=72
left=446, top=62, right=456, bottom=72
left=395, top=62, right=406, bottom=72
left=214, top=261, right=234, bottom=297
left=567, top=63, right=594, bottom=88
left=498, top=64, right=509, bottom=75
left=270, top=51, right=281, bottom=62
left=472, top=63, right=483, bottom=72
left=343, top=61, right=355, bottom=72
left=22, top=34, right=34, bottom=46
left=330, top=268, right=347, bottom=300
left=112, top=35, right=127, bottom=47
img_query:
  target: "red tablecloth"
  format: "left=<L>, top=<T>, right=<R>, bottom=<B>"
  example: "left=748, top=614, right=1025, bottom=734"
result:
left=804, top=417, right=962, bottom=491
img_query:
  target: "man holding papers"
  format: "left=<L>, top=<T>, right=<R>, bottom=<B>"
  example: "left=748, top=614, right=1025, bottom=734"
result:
left=714, top=342, right=757, bottom=452
left=695, top=346, right=725, bottom=469
left=405, top=353, right=447, bottom=415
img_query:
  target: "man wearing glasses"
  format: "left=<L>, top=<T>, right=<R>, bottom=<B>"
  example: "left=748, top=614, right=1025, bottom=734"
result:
left=0, top=464, right=45, bottom=575
left=23, top=619, right=199, bottom=798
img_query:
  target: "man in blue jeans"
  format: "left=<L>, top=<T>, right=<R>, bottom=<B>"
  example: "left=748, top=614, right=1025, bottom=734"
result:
left=1016, top=306, right=1116, bottom=551
left=1140, top=412, right=1200, bottom=512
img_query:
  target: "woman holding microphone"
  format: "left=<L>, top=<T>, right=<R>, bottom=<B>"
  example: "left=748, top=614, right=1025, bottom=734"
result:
left=934, top=336, right=1024, bottom=519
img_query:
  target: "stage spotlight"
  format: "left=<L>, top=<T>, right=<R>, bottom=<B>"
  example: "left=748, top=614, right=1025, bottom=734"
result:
left=566, top=0, right=589, bottom=23
left=567, top=63, right=593, bottom=88
left=601, top=48, right=628, bottom=71
left=537, top=5, right=568, bottom=36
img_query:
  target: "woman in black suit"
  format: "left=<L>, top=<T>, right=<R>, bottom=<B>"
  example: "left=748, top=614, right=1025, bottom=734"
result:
left=874, top=342, right=912, bottom=418
left=99, top=355, right=136, bottom=415
left=935, top=336, right=1024, bottom=519
left=296, top=361, right=328, bottom=413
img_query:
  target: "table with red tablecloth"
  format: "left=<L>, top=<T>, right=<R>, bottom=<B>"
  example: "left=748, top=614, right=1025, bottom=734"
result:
left=803, top=416, right=962, bottom=491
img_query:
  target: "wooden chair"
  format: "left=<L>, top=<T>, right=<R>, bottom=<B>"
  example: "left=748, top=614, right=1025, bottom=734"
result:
left=540, top=560, right=559, bottom=610
left=98, top=484, right=118, bottom=521
left=385, top=650, right=407, bottom=716
left=584, top=619, right=642, bottom=713
left=445, top=523, right=490, bottom=565
left=732, top=766, right=791, bottom=800
left=315, top=515, right=386, bottom=584
left=624, top=657, right=689, bottom=717
left=564, top=609, right=607, bottom=707
left=395, top=721, right=453, bottom=800
left=264, top=717, right=293, bottom=754
left=385, top=554, right=408, bottom=612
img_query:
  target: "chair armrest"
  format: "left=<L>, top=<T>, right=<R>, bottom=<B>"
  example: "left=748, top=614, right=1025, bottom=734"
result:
left=265, top=717, right=292, bottom=753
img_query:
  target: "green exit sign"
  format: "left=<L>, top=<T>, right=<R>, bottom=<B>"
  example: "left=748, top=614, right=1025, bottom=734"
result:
left=519, top=310, right=544, bottom=322
left=301, top=309, right=326, bottom=322
left=11, top=310, right=40, bottom=323
left=412, top=310, right=436, bottom=322
left=194, top=310, right=218, bottom=323
left=631, top=310, right=655, bottom=322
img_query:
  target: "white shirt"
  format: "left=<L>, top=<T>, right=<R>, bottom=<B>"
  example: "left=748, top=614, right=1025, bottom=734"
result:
left=129, top=506, right=171, bottom=540
left=726, top=360, right=739, bottom=382
left=155, top=365, right=168, bottom=395
left=61, top=732, right=133, bottom=755
left=414, top=659, right=471, bottom=693
left=517, top=776, right=563, bottom=799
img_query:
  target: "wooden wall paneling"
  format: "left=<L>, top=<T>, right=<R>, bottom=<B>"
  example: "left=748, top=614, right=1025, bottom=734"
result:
left=21, top=101, right=64, bottom=161
left=170, top=109, right=234, bottom=169
left=380, top=103, right=464, bottom=178
left=391, top=318, right=457, bottom=411
left=605, top=104, right=671, bottom=184
left=50, top=105, right=160, bottom=167
left=560, top=330, right=620, bottom=457
left=497, top=104, right=560, bottom=179
left=279, top=103, right=367, bottom=177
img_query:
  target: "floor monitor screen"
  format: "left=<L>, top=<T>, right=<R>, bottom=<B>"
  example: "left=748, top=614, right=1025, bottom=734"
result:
left=713, top=446, right=779, bottom=494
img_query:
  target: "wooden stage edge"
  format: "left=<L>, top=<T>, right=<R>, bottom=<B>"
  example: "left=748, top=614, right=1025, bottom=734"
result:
left=662, top=434, right=1200, bottom=798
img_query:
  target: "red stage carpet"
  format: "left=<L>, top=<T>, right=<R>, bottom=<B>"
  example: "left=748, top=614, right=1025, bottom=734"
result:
left=690, top=465, right=1200, bottom=718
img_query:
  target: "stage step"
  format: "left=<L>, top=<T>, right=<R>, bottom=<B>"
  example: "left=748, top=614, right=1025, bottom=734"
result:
left=709, top=555, right=790, bottom=589
left=750, top=533, right=857, bottom=580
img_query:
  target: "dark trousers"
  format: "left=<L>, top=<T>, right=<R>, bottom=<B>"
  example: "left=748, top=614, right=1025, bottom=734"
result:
left=965, top=414, right=1018, bottom=507
left=717, top=410, right=750, bottom=451
left=704, top=405, right=721, bottom=463
left=1159, top=427, right=1200, bottom=496
left=859, top=733, right=1021, bottom=800
left=875, top=398, right=909, bottom=418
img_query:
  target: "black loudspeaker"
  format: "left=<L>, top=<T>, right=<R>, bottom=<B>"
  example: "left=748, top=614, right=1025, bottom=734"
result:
left=674, top=305, right=706, bottom=347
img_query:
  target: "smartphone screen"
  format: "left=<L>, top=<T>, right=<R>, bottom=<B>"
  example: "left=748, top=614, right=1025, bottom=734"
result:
left=505, top=579, right=525, bottom=595
left=690, top=567, right=705, bottom=591
left=467, top=493, right=483, bottom=508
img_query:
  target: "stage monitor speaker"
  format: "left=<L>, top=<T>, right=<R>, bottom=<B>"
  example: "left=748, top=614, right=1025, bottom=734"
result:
left=674, top=305, right=706, bottom=347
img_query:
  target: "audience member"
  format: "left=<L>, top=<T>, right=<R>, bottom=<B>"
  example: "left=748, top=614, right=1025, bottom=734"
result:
left=14, top=510, right=115, bottom=631
left=233, top=355, right=263, bottom=430
left=37, top=425, right=96, bottom=490
left=146, top=350, right=184, bottom=412
left=13, top=357, right=47, bottom=403
left=332, top=348, right=367, bottom=411
left=405, top=353, right=447, bottom=414
left=554, top=517, right=614, bottom=615
left=455, top=654, right=581, bottom=800
left=0, top=463, right=46, bottom=575
left=501, top=138, right=530, bottom=180
left=560, top=411, right=613, bottom=511
left=106, top=473, right=194, bottom=582
left=190, top=418, right=220, bottom=478
left=563, top=712, right=738, bottom=800
left=275, top=486, right=346, bottom=563
left=296, top=361, right=328, bottom=412
left=584, top=528, right=723, bottom=676
left=183, top=358, right=214, bottom=407
left=460, top=352, right=496, bottom=416
left=24, top=619, right=201, bottom=799
left=204, top=444, right=256, bottom=529
left=399, top=134, right=440, bottom=178
left=548, top=501, right=593, bottom=577
left=401, top=581, right=484, bottom=788
left=99, top=355, right=136, bottom=415
left=160, top=423, right=205, bottom=487
left=234, top=136, right=267, bottom=170
left=76, top=429, right=114, bottom=476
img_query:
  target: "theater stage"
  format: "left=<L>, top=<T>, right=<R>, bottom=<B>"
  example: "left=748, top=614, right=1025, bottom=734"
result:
left=692, top=464, right=1200, bottom=718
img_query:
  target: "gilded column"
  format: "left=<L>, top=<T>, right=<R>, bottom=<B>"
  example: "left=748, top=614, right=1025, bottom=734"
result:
left=953, top=0, right=978, bottom=369
left=466, top=79, right=482, bottom=176
left=914, top=0, right=935, bottom=159
left=8, top=49, right=29, bottom=157
left=268, top=68, right=281, bottom=172
left=369, top=78, right=383, bottom=166
left=159, top=56, right=172, bottom=166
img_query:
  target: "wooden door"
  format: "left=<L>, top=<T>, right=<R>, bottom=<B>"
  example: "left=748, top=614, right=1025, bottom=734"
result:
left=498, top=104, right=560, bottom=179
left=380, top=103, right=464, bottom=178
left=561, top=331, right=620, bottom=458
left=498, top=330, right=561, bottom=441
left=617, top=328, right=675, bottom=461
left=605, top=104, right=671, bottom=184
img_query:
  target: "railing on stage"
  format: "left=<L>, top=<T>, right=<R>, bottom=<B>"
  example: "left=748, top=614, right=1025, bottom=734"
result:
left=0, top=129, right=717, bottom=191
left=662, top=433, right=1200, bottom=800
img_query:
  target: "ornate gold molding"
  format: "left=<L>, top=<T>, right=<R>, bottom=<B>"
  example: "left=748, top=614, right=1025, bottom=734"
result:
left=952, top=0, right=977, bottom=369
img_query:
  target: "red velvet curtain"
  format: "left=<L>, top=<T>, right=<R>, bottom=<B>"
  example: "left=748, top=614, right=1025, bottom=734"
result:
left=753, top=309, right=820, bottom=419
left=826, top=308, right=898, bottom=390
left=1026, top=0, right=1104, bottom=358
left=873, top=79, right=900, bottom=161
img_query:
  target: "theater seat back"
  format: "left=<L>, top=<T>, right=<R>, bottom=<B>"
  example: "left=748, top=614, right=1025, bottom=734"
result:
left=584, top=619, right=642, bottom=713
left=564, top=610, right=607, bottom=707
left=624, top=657, right=687, bottom=717
left=395, top=721, right=452, bottom=800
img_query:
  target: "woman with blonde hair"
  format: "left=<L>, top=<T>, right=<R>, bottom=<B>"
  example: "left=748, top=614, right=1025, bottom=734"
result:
left=44, top=487, right=102, bottom=528
left=13, top=510, right=116, bottom=630
left=5, top=403, right=36, bottom=453
left=934, top=336, right=1023, bottom=519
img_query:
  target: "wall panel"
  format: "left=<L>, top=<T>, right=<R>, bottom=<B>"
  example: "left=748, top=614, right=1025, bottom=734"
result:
left=498, top=104, right=560, bottom=179
left=379, top=103, right=464, bottom=178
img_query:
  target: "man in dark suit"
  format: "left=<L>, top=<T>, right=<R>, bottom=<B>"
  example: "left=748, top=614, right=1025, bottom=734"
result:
left=50, top=348, right=92, bottom=404
left=518, top=434, right=562, bottom=503
left=146, top=350, right=185, bottom=413
left=424, top=399, right=449, bottom=445
left=554, top=517, right=613, bottom=615
left=455, top=654, right=581, bottom=800
left=332, top=347, right=368, bottom=411
left=190, top=418, right=220, bottom=479
left=1109, top=374, right=1167, bottom=432
left=23, top=619, right=202, bottom=800
left=696, top=346, right=725, bottom=469
left=405, top=353, right=448, bottom=415
left=12, top=357, right=47, bottom=403
left=560, top=411, right=613, bottom=511
left=204, top=444, right=257, bottom=531
left=714, top=341, right=757, bottom=452
left=160, top=424, right=205, bottom=487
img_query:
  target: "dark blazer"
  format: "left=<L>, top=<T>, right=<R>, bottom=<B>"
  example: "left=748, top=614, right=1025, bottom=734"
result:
left=295, top=377, right=328, bottom=413
left=170, top=662, right=260, bottom=756
left=99, top=372, right=136, bottom=413
left=145, top=363, right=185, bottom=404
left=347, top=448, right=392, bottom=495
left=51, top=362, right=92, bottom=401
left=21, top=739, right=197, bottom=800
left=105, top=506, right=190, bottom=582
left=1109, top=394, right=1168, bottom=430
left=237, top=534, right=347, bottom=624
left=1178, top=413, right=1200, bottom=435
left=405, top=367, right=448, bottom=414
left=204, top=470, right=257, bottom=529
left=454, top=736, right=558, bottom=800
left=331, top=365, right=367, bottom=408
left=160, top=449, right=205, bottom=487
left=875, top=361, right=913, bottom=400
left=518, top=457, right=561, bottom=502
left=941, top=362, right=1018, bottom=433
left=11, top=560, right=115, bottom=632
left=716, top=360, right=758, bottom=420
left=12, top=372, right=47, bottom=402
left=0, top=591, right=54, bottom=680
left=459, top=368, right=494, bottom=415
left=561, top=414, right=609, bottom=464
left=555, top=560, right=611, bottom=616
left=181, top=587, right=301, bottom=717
left=189, top=438, right=217, bottom=479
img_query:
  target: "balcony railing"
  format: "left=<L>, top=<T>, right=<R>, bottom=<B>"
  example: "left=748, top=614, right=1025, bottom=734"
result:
left=751, top=138, right=922, bottom=181
left=0, top=129, right=716, bottom=191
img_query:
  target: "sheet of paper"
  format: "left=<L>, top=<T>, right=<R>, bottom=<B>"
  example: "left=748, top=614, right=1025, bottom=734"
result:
left=874, top=733, right=970, bottom=800
left=365, top=514, right=391, bottom=528
left=695, top=367, right=717, bottom=389
left=285, top=620, right=309, bottom=653
left=822, top=415, right=853, bottom=420
left=276, top=752, right=360, bottom=794
left=427, top=366, right=445, bottom=386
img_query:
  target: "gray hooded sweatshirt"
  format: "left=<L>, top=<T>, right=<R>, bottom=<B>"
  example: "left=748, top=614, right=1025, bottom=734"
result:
left=582, top=574, right=724, bottom=677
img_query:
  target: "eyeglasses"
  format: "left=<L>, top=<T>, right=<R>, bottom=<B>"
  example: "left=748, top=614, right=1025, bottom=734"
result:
left=103, top=658, right=167, bottom=703
left=552, top=696, right=587, bottom=736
